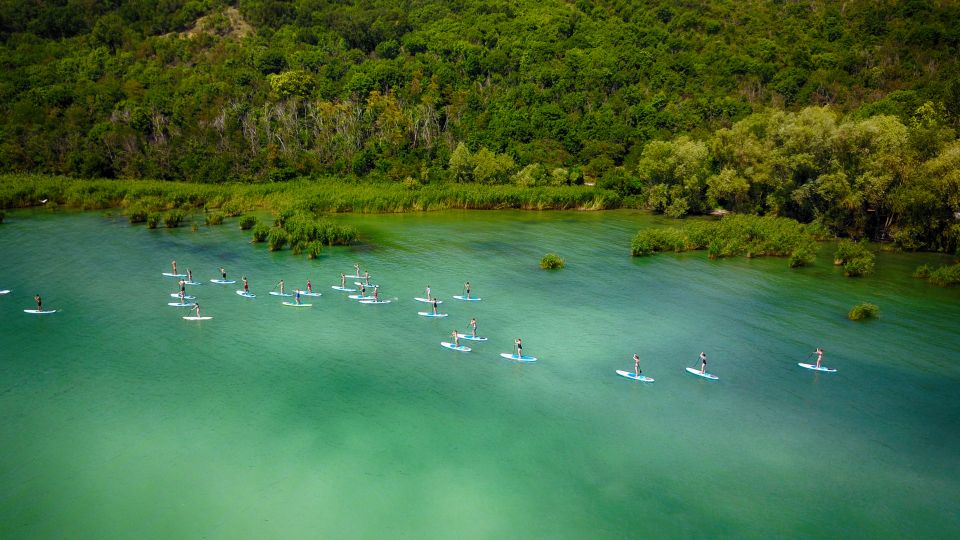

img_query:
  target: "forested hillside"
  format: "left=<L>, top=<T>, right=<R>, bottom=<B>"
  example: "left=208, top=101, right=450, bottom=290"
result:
left=2, top=1, right=960, bottom=249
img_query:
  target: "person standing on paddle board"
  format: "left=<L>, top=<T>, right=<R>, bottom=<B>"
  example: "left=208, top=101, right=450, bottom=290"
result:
left=219, top=267, right=227, bottom=280
left=373, top=285, right=379, bottom=301
left=464, top=281, right=471, bottom=299
left=179, top=280, right=186, bottom=295
left=294, top=288, right=302, bottom=305
left=432, top=298, right=439, bottom=315
left=469, top=318, right=478, bottom=337
left=171, top=260, right=177, bottom=274
left=306, top=279, right=312, bottom=293
left=187, top=269, right=193, bottom=282
left=362, top=271, right=371, bottom=286
left=243, top=276, right=249, bottom=292
left=452, top=329, right=460, bottom=347
left=634, top=354, right=642, bottom=377
left=193, top=302, right=201, bottom=317
left=340, top=273, right=347, bottom=288
left=354, top=263, right=361, bottom=277
left=178, top=290, right=186, bottom=304
left=699, top=352, right=708, bottom=374
left=515, top=338, right=523, bottom=357
left=425, top=285, right=432, bottom=301
left=34, top=294, right=42, bottom=311
left=277, top=280, right=285, bottom=295
left=814, top=347, right=824, bottom=368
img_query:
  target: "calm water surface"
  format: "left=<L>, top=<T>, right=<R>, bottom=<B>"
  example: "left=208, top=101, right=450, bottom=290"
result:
left=1, top=210, right=958, bottom=538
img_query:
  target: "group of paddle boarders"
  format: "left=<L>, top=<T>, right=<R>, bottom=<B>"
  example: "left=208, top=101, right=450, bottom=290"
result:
left=624, top=347, right=831, bottom=382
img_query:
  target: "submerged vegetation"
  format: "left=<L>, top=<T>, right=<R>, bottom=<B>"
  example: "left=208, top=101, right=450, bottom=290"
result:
left=848, top=302, right=880, bottom=321
left=540, top=253, right=565, bottom=270
left=834, top=240, right=876, bottom=277
left=915, top=262, right=960, bottom=287
left=630, top=215, right=820, bottom=267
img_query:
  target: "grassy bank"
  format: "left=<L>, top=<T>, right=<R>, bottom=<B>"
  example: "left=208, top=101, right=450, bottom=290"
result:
left=0, top=174, right=619, bottom=215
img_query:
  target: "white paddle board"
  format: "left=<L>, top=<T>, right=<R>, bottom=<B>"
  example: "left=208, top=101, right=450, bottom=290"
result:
left=183, top=316, right=212, bottom=320
left=282, top=302, right=312, bottom=307
left=348, top=294, right=376, bottom=300
left=298, top=291, right=322, bottom=297
left=168, top=302, right=194, bottom=307
left=414, top=297, right=442, bottom=304
left=441, top=341, right=471, bottom=352
left=354, top=281, right=378, bottom=288
left=359, top=299, right=391, bottom=304
left=331, top=286, right=356, bottom=292
left=616, top=369, right=654, bottom=382
left=417, top=311, right=448, bottom=317
left=500, top=353, right=537, bottom=362
left=24, top=309, right=57, bottom=314
left=0, top=290, right=11, bottom=295
left=269, top=291, right=293, bottom=297
left=183, top=281, right=201, bottom=286
left=170, top=293, right=196, bottom=299
left=798, top=363, right=837, bottom=373
left=452, top=295, right=481, bottom=301
left=162, top=272, right=186, bottom=278
left=456, top=333, right=488, bottom=341
left=210, top=279, right=235, bottom=284
left=686, top=367, right=718, bottom=380
left=236, top=290, right=256, bottom=298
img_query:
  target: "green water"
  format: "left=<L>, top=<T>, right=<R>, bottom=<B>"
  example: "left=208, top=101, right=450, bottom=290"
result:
left=1, top=210, right=958, bottom=538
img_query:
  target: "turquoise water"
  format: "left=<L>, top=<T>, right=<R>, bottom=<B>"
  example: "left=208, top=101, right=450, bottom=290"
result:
left=1, top=210, right=958, bottom=538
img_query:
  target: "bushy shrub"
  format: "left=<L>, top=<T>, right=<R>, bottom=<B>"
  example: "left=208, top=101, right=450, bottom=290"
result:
left=834, top=239, right=875, bottom=277
left=540, top=253, right=565, bottom=269
left=239, top=215, right=257, bottom=230
left=204, top=212, right=224, bottom=226
left=913, top=264, right=931, bottom=279
left=928, top=264, right=960, bottom=286
left=848, top=302, right=879, bottom=320
left=306, top=241, right=324, bottom=259
left=125, top=204, right=149, bottom=224
left=146, top=213, right=162, bottom=229
left=267, top=227, right=288, bottom=251
left=163, top=210, right=184, bottom=228
left=251, top=223, right=270, bottom=242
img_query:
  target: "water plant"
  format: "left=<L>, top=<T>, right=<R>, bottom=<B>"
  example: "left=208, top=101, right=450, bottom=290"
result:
left=306, top=241, right=324, bottom=259
left=848, top=302, right=879, bottom=320
left=163, top=210, right=184, bottom=228
left=239, top=215, right=257, bottom=230
left=834, top=240, right=875, bottom=277
left=251, top=223, right=269, bottom=243
left=913, top=264, right=932, bottom=279
left=146, top=213, right=162, bottom=229
left=204, top=212, right=224, bottom=226
left=928, top=264, right=960, bottom=286
left=540, top=253, right=565, bottom=269
left=267, top=227, right=289, bottom=251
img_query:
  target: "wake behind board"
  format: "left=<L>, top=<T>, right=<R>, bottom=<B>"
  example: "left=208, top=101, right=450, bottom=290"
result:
left=359, top=299, right=391, bottom=304
left=168, top=302, right=194, bottom=307
left=798, top=363, right=837, bottom=373
left=331, top=286, right=356, bottom=292
left=282, top=302, right=312, bottom=307
left=210, top=279, right=236, bottom=284
left=170, top=293, right=196, bottom=299
left=452, top=295, right=481, bottom=301
left=183, top=316, right=212, bottom=320
left=685, top=367, right=719, bottom=380
left=441, top=341, right=472, bottom=352
left=162, top=272, right=187, bottom=278
left=417, top=311, right=448, bottom=318
left=236, top=290, right=256, bottom=298
left=500, top=353, right=537, bottom=362
left=24, top=309, right=57, bottom=314
left=616, top=369, right=655, bottom=382
left=456, top=333, right=488, bottom=341
left=414, top=297, right=442, bottom=304
left=269, top=291, right=293, bottom=297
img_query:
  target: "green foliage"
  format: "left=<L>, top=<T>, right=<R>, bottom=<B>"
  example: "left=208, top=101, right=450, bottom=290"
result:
left=539, top=253, right=565, bottom=270
left=251, top=223, right=269, bottom=243
left=163, top=210, right=184, bottom=228
left=848, top=302, right=880, bottom=320
left=146, top=213, right=161, bottom=229
left=266, top=228, right=288, bottom=251
left=913, top=264, right=932, bottom=279
left=238, top=215, right=257, bottom=230
left=125, top=203, right=148, bottom=224
left=306, top=241, right=324, bottom=259
left=834, top=240, right=875, bottom=277
left=928, top=263, right=960, bottom=286
left=204, top=212, right=224, bottom=226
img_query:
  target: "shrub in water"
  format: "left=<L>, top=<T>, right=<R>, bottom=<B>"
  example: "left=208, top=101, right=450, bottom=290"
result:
left=848, top=302, right=879, bottom=320
left=251, top=223, right=269, bottom=243
left=125, top=204, right=149, bottom=224
left=146, top=213, right=162, bottom=229
left=912, top=264, right=931, bottom=279
left=540, top=253, right=565, bottom=269
left=267, top=227, right=288, bottom=251
left=834, top=239, right=875, bottom=276
left=239, top=215, right=257, bottom=230
left=928, top=264, right=960, bottom=286
left=163, top=210, right=184, bottom=228
left=191, top=222, right=199, bottom=232
left=306, top=241, right=323, bottom=259
left=204, top=212, right=224, bottom=226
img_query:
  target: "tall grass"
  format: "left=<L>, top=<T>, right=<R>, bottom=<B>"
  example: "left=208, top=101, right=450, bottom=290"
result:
left=848, top=302, right=879, bottom=320
left=630, top=215, right=819, bottom=267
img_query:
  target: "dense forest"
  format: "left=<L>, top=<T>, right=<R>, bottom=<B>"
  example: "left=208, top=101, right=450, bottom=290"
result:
left=1, top=1, right=960, bottom=250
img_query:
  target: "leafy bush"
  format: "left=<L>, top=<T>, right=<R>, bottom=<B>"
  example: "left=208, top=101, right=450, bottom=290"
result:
left=204, top=212, right=224, bottom=226
left=834, top=239, right=875, bottom=277
left=125, top=204, right=149, bottom=224
left=913, top=264, right=931, bottom=279
left=239, top=215, right=257, bottom=230
left=540, top=253, right=565, bottom=269
left=251, top=223, right=270, bottom=242
left=306, top=241, right=324, bottom=259
left=848, top=302, right=879, bottom=320
left=267, top=227, right=288, bottom=251
left=928, top=264, right=960, bottom=286
left=163, top=210, right=184, bottom=228
left=146, top=213, right=162, bottom=229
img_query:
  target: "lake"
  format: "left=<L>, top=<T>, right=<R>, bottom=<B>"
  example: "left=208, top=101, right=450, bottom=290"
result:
left=1, top=209, right=958, bottom=538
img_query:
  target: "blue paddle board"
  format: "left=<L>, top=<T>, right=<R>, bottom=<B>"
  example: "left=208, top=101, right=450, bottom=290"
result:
left=282, top=301, right=312, bottom=307
left=686, top=367, right=718, bottom=380
left=452, top=295, right=481, bottom=301
left=414, top=297, right=442, bottom=304
left=441, top=341, right=472, bottom=352
left=616, top=369, right=654, bottom=382
left=236, top=290, right=256, bottom=298
left=299, top=291, right=322, bottom=297
left=331, top=286, right=356, bottom=292
left=168, top=302, right=194, bottom=307
left=162, top=272, right=186, bottom=278
left=798, top=362, right=837, bottom=373
left=210, top=279, right=236, bottom=284
left=359, top=299, right=391, bottom=304
left=456, top=333, right=487, bottom=341
left=500, top=353, right=537, bottom=362
left=417, top=311, right=448, bottom=317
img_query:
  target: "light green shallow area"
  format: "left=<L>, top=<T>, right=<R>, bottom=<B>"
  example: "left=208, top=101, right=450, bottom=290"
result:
left=0, top=210, right=958, bottom=539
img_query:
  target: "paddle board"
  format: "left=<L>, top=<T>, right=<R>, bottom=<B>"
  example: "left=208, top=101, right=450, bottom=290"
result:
left=456, top=333, right=488, bottom=341
left=24, top=309, right=57, bottom=314
left=441, top=341, right=472, bottom=352
left=269, top=291, right=293, bottom=297
left=500, top=353, right=537, bottom=362
left=236, top=290, right=256, bottom=298
left=0, top=290, right=11, bottom=295
left=354, top=281, right=378, bottom=288
left=359, top=299, right=391, bottom=304
left=348, top=294, right=376, bottom=300
left=162, top=272, right=187, bottom=278
left=331, top=286, right=356, bottom=292
left=452, top=295, right=481, bottom=301
left=210, top=279, right=236, bottom=284
left=798, top=362, right=837, bottom=373
left=299, top=291, right=322, bottom=297
left=183, top=316, right=212, bottom=320
left=282, top=302, right=312, bottom=307
left=685, top=367, right=719, bottom=380
left=183, top=281, right=201, bottom=286
left=168, top=302, right=194, bottom=307
left=170, top=293, right=196, bottom=299
left=616, top=369, right=655, bottom=382
left=417, top=311, right=448, bottom=317
left=414, top=297, right=442, bottom=304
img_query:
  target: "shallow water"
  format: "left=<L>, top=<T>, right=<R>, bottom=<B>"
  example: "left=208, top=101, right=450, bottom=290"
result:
left=1, top=210, right=958, bottom=538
